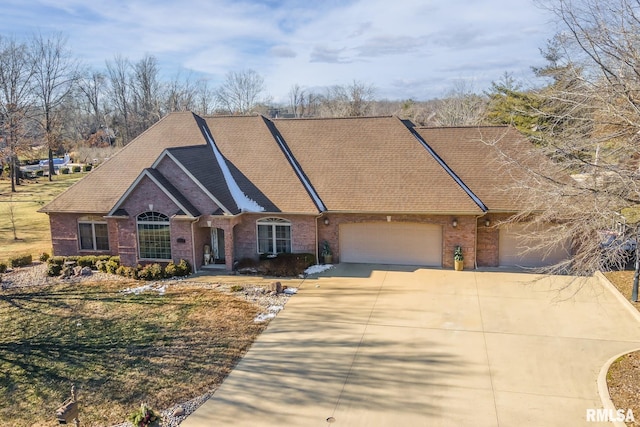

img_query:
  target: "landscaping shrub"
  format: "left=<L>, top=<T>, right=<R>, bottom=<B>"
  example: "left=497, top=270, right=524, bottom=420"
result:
left=105, top=260, right=119, bottom=274
left=61, top=167, right=70, bottom=174
left=9, top=254, right=32, bottom=268
left=0, top=262, right=7, bottom=274
left=230, top=284, right=244, bottom=292
left=47, top=263, right=62, bottom=277
left=72, top=165, right=81, bottom=173
left=77, top=255, right=98, bottom=269
left=39, top=252, right=50, bottom=262
left=48, top=256, right=65, bottom=266
left=35, top=169, right=44, bottom=177
left=83, top=165, right=92, bottom=172
left=249, top=253, right=315, bottom=276
left=116, top=265, right=137, bottom=279
left=137, top=263, right=164, bottom=281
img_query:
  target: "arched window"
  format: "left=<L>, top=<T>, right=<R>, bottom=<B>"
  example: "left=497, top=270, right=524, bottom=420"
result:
left=137, top=212, right=171, bottom=260
left=257, top=218, right=291, bottom=254
left=78, top=216, right=109, bottom=251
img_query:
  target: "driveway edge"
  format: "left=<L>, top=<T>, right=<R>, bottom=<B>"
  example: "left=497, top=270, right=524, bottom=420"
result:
left=594, top=271, right=640, bottom=426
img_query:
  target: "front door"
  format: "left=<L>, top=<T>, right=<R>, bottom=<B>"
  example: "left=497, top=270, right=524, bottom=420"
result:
left=211, top=228, right=225, bottom=264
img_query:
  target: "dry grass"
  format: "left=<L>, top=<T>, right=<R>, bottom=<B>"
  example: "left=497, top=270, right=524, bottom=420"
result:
left=0, top=280, right=266, bottom=427
left=0, top=174, right=84, bottom=264
left=604, top=271, right=640, bottom=426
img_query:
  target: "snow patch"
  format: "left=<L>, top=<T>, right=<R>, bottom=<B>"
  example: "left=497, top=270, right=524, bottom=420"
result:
left=304, top=264, right=334, bottom=275
left=202, top=126, right=264, bottom=212
left=283, top=287, right=298, bottom=295
left=121, top=283, right=167, bottom=295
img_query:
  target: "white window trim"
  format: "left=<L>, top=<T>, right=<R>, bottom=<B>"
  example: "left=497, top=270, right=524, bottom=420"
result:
left=256, top=217, right=292, bottom=254
left=78, top=220, right=109, bottom=252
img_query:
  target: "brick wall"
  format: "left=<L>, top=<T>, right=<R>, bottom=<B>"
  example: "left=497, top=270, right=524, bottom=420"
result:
left=49, top=212, right=116, bottom=257
left=233, top=214, right=317, bottom=262
left=317, top=213, right=478, bottom=269
left=155, top=156, right=220, bottom=215
left=475, top=213, right=515, bottom=267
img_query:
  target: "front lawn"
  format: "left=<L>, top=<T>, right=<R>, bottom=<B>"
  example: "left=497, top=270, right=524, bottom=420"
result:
left=0, top=279, right=266, bottom=426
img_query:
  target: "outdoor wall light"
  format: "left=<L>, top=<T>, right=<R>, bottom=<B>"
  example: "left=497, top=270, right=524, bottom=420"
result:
left=485, top=219, right=491, bottom=227
left=148, top=203, right=153, bottom=211
left=324, top=218, right=330, bottom=226
left=207, top=220, right=212, bottom=227
left=387, top=216, right=392, bottom=222
left=452, top=219, right=458, bottom=228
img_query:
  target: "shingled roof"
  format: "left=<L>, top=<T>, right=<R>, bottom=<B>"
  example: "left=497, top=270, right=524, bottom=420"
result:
left=41, top=112, right=532, bottom=217
left=40, top=112, right=208, bottom=214
left=414, top=126, right=531, bottom=212
left=275, top=116, right=485, bottom=214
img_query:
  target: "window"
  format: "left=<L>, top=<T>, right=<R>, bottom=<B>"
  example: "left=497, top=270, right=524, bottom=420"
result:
left=78, top=218, right=109, bottom=251
left=137, top=211, right=171, bottom=260
left=257, top=218, right=291, bottom=254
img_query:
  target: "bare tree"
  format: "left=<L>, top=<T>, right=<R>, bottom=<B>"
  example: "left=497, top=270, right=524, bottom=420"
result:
left=288, top=84, right=305, bottom=117
left=215, top=69, right=266, bottom=115
left=131, top=54, right=162, bottom=133
left=106, top=55, right=133, bottom=145
left=31, top=32, right=80, bottom=181
left=499, top=0, right=640, bottom=277
left=433, top=80, right=488, bottom=126
left=319, top=80, right=376, bottom=117
left=0, top=36, right=35, bottom=192
left=77, top=68, right=108, bottom=136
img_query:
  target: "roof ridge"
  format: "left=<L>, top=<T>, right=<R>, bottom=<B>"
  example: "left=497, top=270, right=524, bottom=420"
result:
left=273, top=115, right=395, bottom=121
left=416, top=125, right=510, bottom=130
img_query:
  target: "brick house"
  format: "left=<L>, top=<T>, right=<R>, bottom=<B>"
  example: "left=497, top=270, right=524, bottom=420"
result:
left=39, top=112, right=570, bottom=272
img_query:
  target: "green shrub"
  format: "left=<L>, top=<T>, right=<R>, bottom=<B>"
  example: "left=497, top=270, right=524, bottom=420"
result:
left=116, top=265, right=137, bottom=279
left=35, top=169, right=44, bottom=177
left=230, top=284, right=244, bottom=292
left=9, top=254, right=32, bottom=268
left=178, top=259, right=192, bottom=276
left=47, top=263, right=62, bottom=276
left=0, top=263, right=7, bottom=274
left=60, top=167, right=70, bottom=174
left=164, top=261, right=178, bottom=278
left=105, top=260, right=119, bottom=274
left=48, top=256, right=65, bottom=266
left=96, top=260, right=107, bottom=272
left=83, top=165, right=92, bottom=172
left=77, top=255, right=98, bottom=269
left=72, top=165, right=81, bottom=173
left=137, top=263, right=164, bottom=281
left=39, top=252, right=50, bottom=262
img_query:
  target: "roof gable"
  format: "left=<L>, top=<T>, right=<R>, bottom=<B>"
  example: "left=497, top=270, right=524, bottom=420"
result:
left=40, top=112, right=208, bottom=214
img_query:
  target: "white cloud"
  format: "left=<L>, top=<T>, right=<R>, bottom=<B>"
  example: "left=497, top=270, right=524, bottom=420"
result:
left=0, top=0, right=556, bottom=101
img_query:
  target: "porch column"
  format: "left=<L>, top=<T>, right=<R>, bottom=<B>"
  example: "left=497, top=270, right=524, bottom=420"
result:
left=223, top=224, right=235, bottom=270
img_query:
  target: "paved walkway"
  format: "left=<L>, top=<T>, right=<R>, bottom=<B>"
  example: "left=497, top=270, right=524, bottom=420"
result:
left=181, top=264, right=640, bottom=426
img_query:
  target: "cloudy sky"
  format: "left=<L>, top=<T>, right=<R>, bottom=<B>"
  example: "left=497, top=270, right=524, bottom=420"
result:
left=0, top=0, right=557, bottom=102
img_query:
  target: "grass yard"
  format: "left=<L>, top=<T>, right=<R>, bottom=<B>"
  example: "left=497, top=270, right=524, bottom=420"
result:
left=0, top=174, right=83, bottom=263
left=0, top=279, right=266, bottom=427
left=603, top=270, right=640, bottom=426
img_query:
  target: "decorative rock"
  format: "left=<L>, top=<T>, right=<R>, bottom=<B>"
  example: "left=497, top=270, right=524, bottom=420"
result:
left=80, top=266, right=92, bottom=276
left=268, top=281, right=282, bottom=293
left=172, top=406, right=185, bottom=417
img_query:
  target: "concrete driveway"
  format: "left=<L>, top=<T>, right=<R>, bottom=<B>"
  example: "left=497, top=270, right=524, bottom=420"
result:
left=181, top=264, right=640, bottom=426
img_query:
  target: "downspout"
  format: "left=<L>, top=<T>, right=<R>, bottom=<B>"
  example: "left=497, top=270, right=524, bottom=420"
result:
left=315, top=213, right=323, bottom=265
left=191, top=218, right=199, bottom=274
left=474, top=214, right=490, bottom=270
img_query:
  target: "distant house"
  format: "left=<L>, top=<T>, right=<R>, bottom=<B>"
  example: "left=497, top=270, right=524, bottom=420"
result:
left=39, top=112, right=570, bottom=272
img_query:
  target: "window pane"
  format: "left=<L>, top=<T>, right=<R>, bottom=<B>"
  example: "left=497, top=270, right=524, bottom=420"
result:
left=94, top=224, right=109, bottom=251
left=138, top=223, right=171, bottom=259
left=79, top=223, right=94, bottom=250
left=257, top=225, right=273, bottom=253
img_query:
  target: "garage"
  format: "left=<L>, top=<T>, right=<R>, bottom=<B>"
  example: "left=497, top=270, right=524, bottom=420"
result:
left=499, top=223, right=570, bottom=267
left=339, top=222, right=442, bottom=266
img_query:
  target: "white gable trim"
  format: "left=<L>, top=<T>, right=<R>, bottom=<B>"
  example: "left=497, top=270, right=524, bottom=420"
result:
left=107, top=169, right=197, bottom=218
left=153, top=150, right=232, bottom=215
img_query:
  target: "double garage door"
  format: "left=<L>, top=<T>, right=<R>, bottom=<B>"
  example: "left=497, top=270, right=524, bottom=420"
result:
left=339, top=222, right=442, bottom=266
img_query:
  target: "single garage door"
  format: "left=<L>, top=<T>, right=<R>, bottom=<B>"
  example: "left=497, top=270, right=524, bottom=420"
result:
left=339, top=222, right=442, bottom=266
left=499, top=223, right=570, bottom=267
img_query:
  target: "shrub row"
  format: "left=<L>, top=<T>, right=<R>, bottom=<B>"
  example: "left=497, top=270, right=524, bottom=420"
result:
left=237, top=253, right=315, bottom=276
left=0, top=262, right=7, bottom=274
left=46, top=255, right=191, bottom=280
